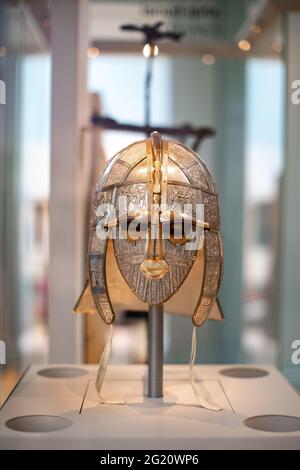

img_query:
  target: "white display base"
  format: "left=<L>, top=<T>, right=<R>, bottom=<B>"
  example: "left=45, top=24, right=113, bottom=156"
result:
left=0, top=364, right=299, bottom=449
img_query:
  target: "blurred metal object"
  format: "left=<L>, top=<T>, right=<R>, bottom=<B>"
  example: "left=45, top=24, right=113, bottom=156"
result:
left=89, top=21, right=213, bottom=150
left=120, top=21, right=184, bottom=45
left=90, top=115, right=216, bottom=152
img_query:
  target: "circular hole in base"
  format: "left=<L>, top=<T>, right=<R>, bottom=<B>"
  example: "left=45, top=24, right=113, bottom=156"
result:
left=6, top=415, right=72, bottom=433
left=244, top=415, right=300, bottom=433
left=38, top=367, right=87, bottom=378
left=219, top=367, right=269, bottom=378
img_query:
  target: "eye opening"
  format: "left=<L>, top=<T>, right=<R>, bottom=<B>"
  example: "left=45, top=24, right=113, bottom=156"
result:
left=168, top=221, right=196, bottom=245
left=161, top=211, right=208, bottom=245
left=161, top=211, right=195, bottom=245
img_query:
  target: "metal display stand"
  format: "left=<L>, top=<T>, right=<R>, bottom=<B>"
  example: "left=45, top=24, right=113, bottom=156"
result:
left=148, top=304, right=164, bottom=398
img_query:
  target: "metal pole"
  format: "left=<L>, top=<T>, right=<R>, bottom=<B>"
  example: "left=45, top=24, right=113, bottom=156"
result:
left=148, top=304, right=164, bottom=398
left=144, top=55, right=153, bottom=129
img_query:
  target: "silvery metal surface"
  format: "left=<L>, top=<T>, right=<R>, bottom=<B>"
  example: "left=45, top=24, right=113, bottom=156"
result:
left=76, top=136, right=223, bottom=327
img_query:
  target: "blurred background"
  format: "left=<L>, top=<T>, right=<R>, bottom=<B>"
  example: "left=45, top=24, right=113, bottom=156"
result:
left=0, top=0, right=299, bottom=404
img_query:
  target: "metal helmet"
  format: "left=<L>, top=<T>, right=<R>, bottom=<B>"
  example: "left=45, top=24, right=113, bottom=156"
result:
left=75, top=132, right=223, bottom=327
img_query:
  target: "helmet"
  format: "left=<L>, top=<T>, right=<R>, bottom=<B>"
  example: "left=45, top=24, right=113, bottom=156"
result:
left=75, top=132, right=223, bottom=327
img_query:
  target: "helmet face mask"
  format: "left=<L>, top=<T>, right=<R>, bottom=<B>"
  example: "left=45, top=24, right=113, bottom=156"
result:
left=75, top=132, right=224, bottom=328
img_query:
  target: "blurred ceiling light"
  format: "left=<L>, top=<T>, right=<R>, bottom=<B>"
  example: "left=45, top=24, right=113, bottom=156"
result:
left=250, top=24, right=261, bottom=34
left=87, top=47, right=100, bottom=59
left=238, top=39, right=251, bottom=52
left=143, top=43, right=159, bottom=58
left=202, top=53, right=215, bottom=65
left=0, top=46, right=7, bottom=57
left=272, top=40, right=282, bottom=53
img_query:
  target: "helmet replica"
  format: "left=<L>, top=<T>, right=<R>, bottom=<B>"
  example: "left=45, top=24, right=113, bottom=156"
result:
left=75, top=132, right=223, bottom=326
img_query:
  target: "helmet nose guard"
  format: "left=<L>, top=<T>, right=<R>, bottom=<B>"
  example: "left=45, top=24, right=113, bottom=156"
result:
left=140, top=131, right=169, bottom=280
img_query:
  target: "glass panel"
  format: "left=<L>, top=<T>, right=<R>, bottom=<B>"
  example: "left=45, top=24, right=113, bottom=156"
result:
left=243, top=58, right=284, bottom=363
left=85, top=1, right=286, bottom=370
left=0, top=1, right=51, bottom=405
